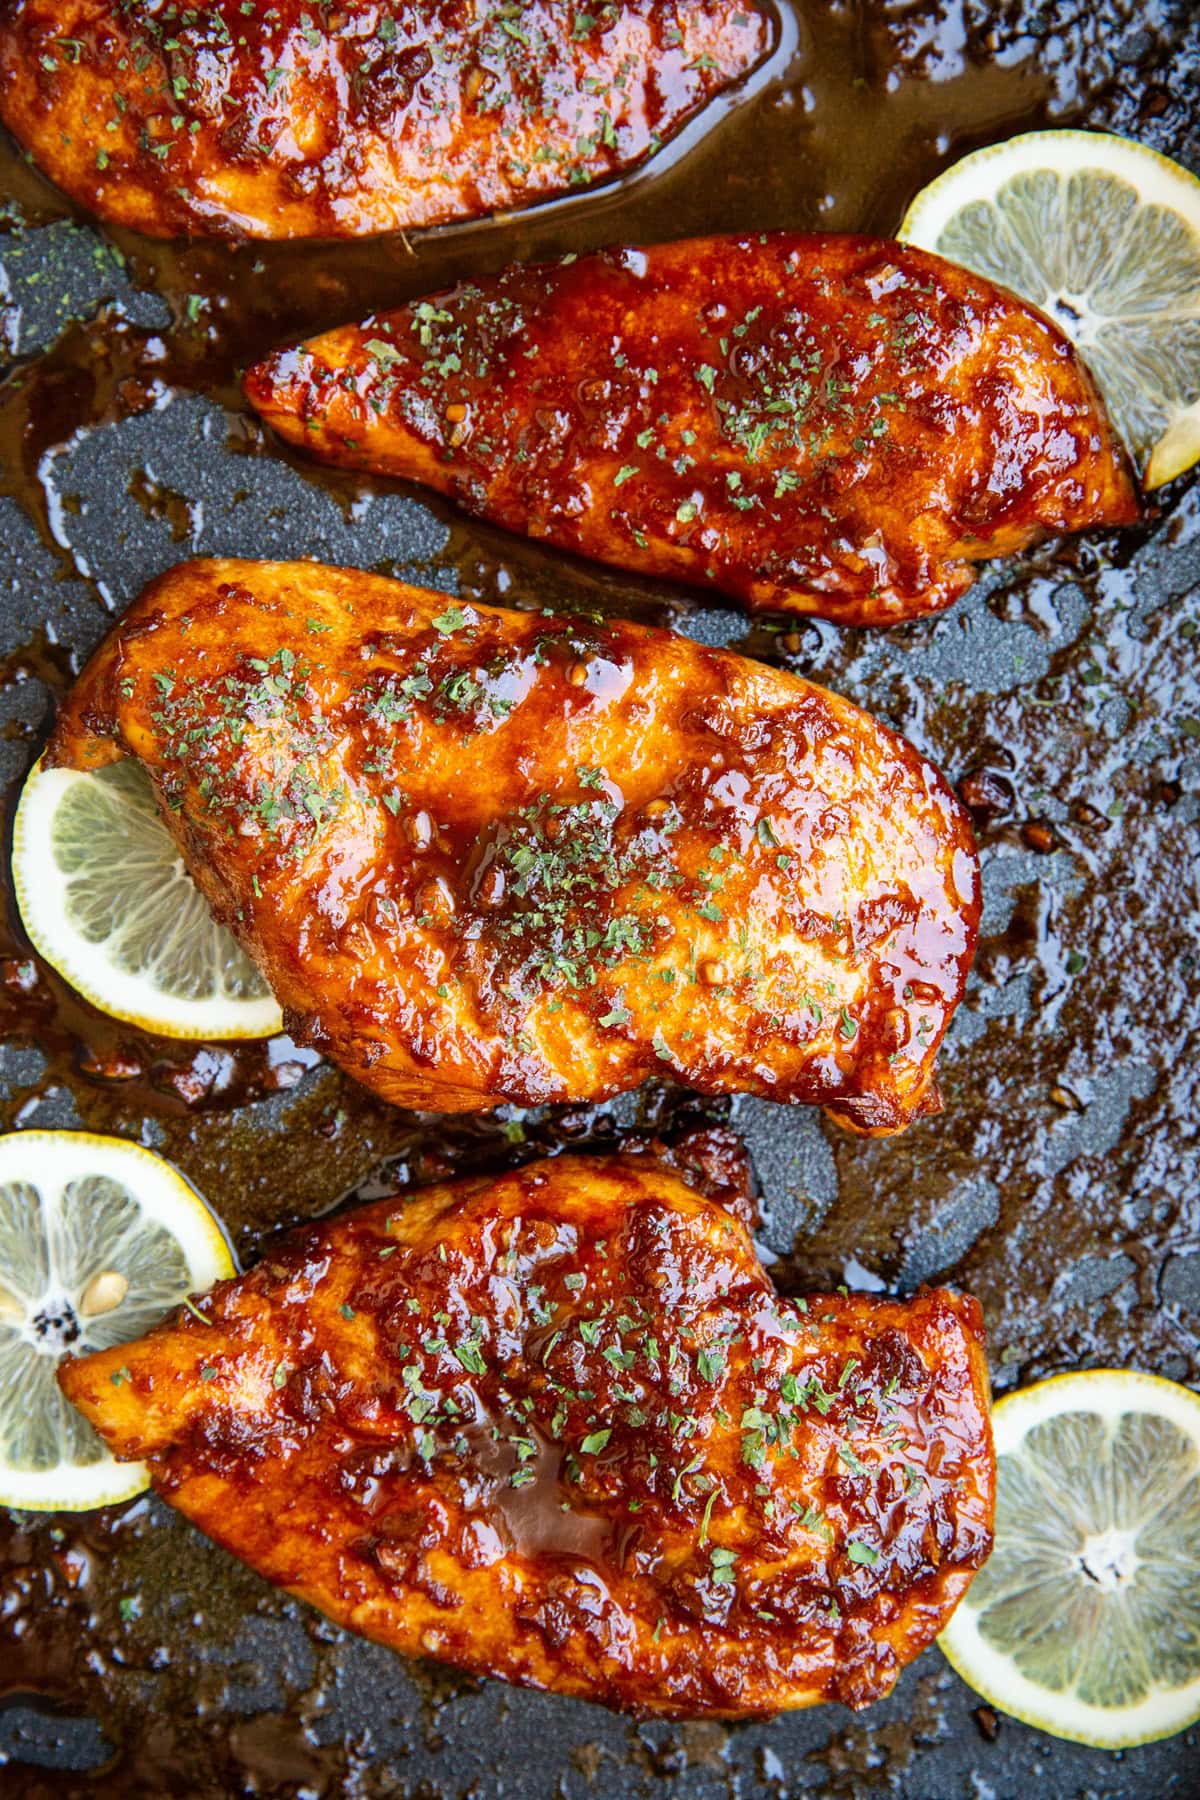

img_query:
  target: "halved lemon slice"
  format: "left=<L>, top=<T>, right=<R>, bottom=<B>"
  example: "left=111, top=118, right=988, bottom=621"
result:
left=12, top=757, right=282, bottom=1041
left=939, top=1368, right=1200, bottom=1747
left=0, top=1130, right=235, bottom=1511
left=900, top=130, right=1200, bottom=488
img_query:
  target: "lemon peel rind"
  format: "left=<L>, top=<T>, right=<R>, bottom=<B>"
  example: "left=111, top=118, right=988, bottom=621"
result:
left=0, top=1129, right=236, bottom=1514
left=939, top=1368, right=1200, bottom=1749
left=899, top=129, right=1200, bottom=491
left=12, top=760, right=284, bottom=1042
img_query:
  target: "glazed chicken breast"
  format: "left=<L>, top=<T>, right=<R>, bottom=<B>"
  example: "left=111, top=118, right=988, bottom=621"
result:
left=59, top=1155, right=996, bottom=1717
left=247, top=234, right=1140, bottom=625
left=47, top=558, right=980, bottom=1130
left=0, top=2, right=770, bottom=239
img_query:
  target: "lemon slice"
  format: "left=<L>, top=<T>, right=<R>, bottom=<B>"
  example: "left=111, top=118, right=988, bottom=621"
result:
left=0, top=1130, right=235, bottom=1511
left=12, top=757, right=283, bottom=1041
left=900, top=130, right=1200, bottom=488
left=939, top=1368, right=1200, bottom=1747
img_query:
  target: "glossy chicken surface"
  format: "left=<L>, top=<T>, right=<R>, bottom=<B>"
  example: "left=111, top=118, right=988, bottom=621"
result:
left=60, top=1155, right=995, bottom=1717
left=247, top=234, right=1140, bottom=625
left=49, top=558, right=980, bottom=1130
left=0, top=2, right=770, bottom=240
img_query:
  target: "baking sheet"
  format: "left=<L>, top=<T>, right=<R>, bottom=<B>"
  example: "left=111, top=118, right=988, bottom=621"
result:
left=1, top=1, right=1198, bottom=1794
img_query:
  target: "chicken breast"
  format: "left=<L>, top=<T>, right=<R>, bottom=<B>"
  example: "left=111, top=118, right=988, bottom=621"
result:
left=0, top=2, right=770, bottom=240
left=246, top=234, right=1140, bottom=625
left=47, top=557, right=980, bottom=1129
left=59, top=1154, right=995, bottom=1717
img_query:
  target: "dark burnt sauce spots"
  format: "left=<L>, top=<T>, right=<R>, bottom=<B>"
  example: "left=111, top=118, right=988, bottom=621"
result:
left=0, top=2, right=1198, bottom=1794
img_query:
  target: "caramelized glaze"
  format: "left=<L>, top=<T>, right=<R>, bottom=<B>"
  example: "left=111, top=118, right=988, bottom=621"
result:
left=60, top=1154, right=995, bottom=1718
left=247, top=233, right=1139, bottom=626
left=48, top=556, right=980, bottom=1130
left=0, top=1, right=771, bottom=239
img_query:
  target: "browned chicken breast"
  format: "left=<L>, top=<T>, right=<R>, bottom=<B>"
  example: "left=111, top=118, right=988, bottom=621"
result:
left=59, top=1154, right=995, bottom=1717
left=47, top=557, right=980, bottom=1130
left=246, top=234, right=1140, bottom=625
left=0, top=2, right=770, bottom=239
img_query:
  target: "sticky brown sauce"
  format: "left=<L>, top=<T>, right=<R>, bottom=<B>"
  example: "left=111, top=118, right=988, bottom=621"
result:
left=1, top=1, right=1198, bottom=1793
